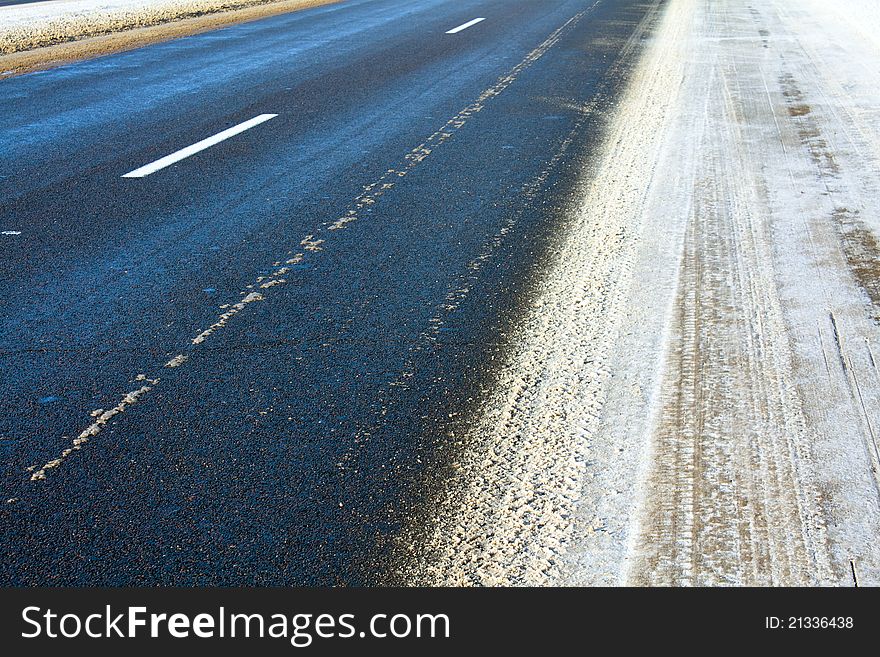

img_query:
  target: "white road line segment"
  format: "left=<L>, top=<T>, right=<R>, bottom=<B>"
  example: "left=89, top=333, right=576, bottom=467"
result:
left=122, top=113, right=278, bottom=178
left=446, top=17, right=485, bottom=34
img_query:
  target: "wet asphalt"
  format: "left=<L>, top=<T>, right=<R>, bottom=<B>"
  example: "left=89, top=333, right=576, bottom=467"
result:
left=0, top=0, right=657, bottom=584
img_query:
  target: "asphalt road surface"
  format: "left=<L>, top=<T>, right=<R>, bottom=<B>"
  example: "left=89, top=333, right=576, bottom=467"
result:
left=0, top=0, right=658, bottom=584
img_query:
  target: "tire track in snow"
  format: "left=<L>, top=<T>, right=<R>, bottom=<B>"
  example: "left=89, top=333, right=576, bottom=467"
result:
left=628, top=0, right=880, bottom=586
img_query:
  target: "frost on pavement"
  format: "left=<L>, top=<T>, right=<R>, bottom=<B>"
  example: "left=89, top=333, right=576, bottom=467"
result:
left=399, top=0, right=880, bottom=586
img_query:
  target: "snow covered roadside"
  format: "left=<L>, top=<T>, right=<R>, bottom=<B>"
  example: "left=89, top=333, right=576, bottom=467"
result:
left=0, top=0, right=337, bottom=75
left=401, top=0, right=880, bottom=586
left=620, top=0, right=880, bottom=587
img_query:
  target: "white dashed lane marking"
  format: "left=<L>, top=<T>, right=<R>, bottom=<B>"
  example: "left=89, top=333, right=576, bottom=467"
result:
left=446, top=17, right=486, bottom=34
left=122, top=113, right=278, bottom=178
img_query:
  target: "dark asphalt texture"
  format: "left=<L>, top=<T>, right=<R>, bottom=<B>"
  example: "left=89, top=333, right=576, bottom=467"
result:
left=0, top=0, right=658, bottom=585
